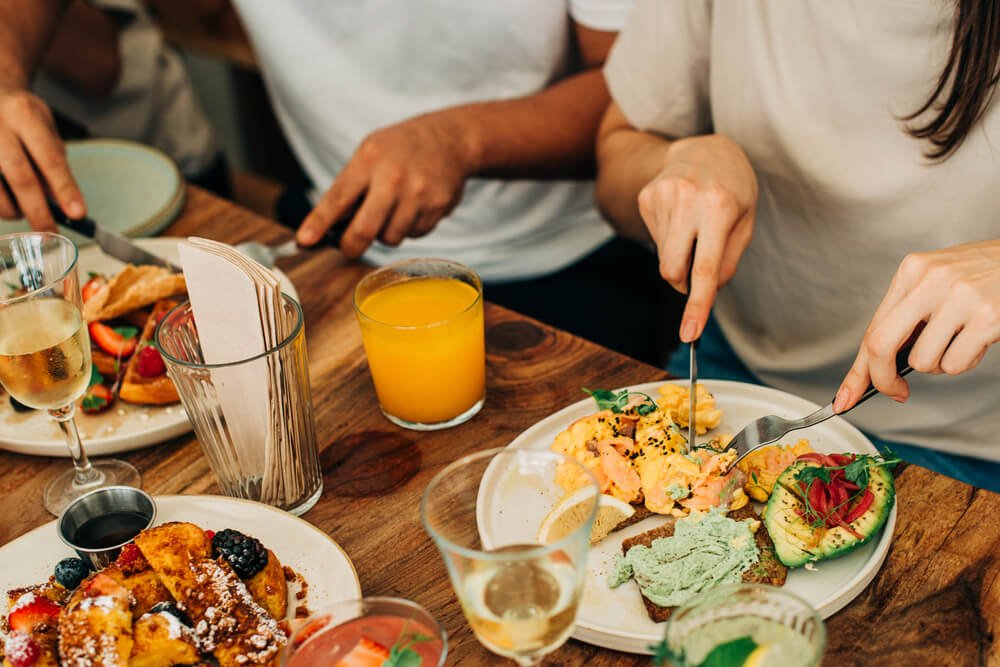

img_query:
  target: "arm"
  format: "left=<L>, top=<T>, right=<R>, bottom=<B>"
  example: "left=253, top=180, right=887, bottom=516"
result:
left=594, top=100, right=758, bottom=342
left=835, top=239, right=1000, bottom=412
left=0, top=0, right=85, bottom=229
left=41, top=0, right=122, bottom=99
left=296, top=23, right=616, bottom=256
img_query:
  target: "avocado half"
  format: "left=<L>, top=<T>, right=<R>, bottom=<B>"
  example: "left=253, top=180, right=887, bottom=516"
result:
left=763, top=460, right=895, bottom=567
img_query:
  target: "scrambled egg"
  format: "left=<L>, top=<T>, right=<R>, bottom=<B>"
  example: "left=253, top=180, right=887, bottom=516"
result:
left=657, top=384, right=723, bottom=435
left=552, top=386, right=747, bottom=516
left=737, top=439, right=814, bottom=502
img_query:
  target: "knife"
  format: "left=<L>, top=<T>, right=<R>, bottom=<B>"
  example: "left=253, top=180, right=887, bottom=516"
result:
left=0, top=175, right=181, bottom=272
left=687, top=242, right=700, bottom=452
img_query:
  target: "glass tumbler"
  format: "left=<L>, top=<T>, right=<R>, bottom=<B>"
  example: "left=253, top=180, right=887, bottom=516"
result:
left=155, top=293, right=323, bottom=515
left=661, top=583, right=826, bottom=667
left=354, top=258, right=484, bottom=431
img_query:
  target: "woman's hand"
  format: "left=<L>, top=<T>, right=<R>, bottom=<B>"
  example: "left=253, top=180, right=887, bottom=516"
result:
left=0, top=84, right=85, bottom=229
left=835, top=240, right=1000, bottom=412
left=296, top=113, right=473, bottom=258
left=637, top=134, right=758, bottom=342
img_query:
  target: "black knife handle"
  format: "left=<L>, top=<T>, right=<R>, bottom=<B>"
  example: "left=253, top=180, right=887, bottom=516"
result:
left=273, top=198, right=362, bottom=250
left=1, top=173, right=97, bottom=237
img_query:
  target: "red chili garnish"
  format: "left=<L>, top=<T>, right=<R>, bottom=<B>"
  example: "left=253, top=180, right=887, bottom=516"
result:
left=845, top=489, right=875, bottom=524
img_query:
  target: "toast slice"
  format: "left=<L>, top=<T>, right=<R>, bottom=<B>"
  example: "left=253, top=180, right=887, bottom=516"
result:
left=620, top=504, right=787, bottom=623
left=130, top=611, right=201, bottom=667
left=58, top=572, right=134, bottom=666
left=83, top=264, right=185, bottom=323
left=4, top=584, right=66, bottom=667
left=119, top=299, right=180, bottom=405
left=245, top=549, right=287, bottom=621
left=135, top=523, right=286, bottom=666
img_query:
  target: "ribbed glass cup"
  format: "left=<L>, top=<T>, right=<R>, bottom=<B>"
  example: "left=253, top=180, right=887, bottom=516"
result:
left=155, top=293, right=322, bottom=515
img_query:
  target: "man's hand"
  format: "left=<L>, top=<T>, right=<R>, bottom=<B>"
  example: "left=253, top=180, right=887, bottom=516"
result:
left=835, top=239, right=1000, bottom=413
left=637, top=134, right=758, bottom=342
left=0, top=84, right=84, bottom=230
left=296, top=114, right=474, bottom=258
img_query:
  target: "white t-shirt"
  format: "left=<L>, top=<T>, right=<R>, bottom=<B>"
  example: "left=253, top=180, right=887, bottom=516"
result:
left=606, top=0, right=1000, bottom=460
left=230, top=0, right=632, bottom=283
left=33, top=0, right=218, bottom=177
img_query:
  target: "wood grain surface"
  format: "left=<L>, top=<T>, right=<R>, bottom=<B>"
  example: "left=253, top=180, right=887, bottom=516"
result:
left=1, top=187, right=997, bottom=666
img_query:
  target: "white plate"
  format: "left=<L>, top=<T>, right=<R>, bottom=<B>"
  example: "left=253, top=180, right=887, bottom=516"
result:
left=0, top=238, right=299, bottom=457
left=488, top=379, right=897, bottom=654
left=0, top=495, right=361, bottom=622
left=9, top=139, right=186, bottom=244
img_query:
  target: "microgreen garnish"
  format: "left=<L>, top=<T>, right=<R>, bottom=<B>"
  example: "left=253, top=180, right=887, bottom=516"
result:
left=113, top=326, right=139, bottom=340
left=382, top=632, right=433, bottom=667
left=582, top=388, right=657, bottom=415
left=87, top=271, right=100, bottom=279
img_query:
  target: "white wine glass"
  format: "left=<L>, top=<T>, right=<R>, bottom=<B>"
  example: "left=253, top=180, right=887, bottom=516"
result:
left=421, top=448, right=599, bottom=666
left=0, top=232, right=140, bottom=514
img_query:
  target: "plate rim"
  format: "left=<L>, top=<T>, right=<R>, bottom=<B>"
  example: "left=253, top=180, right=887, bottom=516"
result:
left=0, top=493, right=362, bottom=609
left=501, top=378, right=897, bottom=653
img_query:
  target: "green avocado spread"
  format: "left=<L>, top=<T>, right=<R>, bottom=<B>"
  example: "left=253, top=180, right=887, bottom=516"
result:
left=608, top=509, right=759, bottom=608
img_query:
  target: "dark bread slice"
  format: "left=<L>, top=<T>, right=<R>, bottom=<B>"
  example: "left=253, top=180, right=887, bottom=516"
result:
left=620, top=504, right=787, bottom=623
left=611, top=504, right=655, bottom=533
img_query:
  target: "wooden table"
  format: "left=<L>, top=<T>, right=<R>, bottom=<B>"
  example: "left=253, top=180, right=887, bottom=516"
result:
left=1, top=188, right=997, bottom=666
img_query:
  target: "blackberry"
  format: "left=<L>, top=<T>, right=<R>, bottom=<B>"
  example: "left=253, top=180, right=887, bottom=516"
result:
left=54, top=557, right=91, bottom=590
left=211, top=529, right=268, bottom=578
left=149, top=601, right=191, bottom=625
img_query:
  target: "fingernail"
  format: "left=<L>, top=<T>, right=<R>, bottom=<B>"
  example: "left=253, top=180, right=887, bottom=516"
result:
left=681, top=320, right=698, bottom=343
left=67, top=201, right=84, bottom=219
left=833, top=386, right=850, bottom=413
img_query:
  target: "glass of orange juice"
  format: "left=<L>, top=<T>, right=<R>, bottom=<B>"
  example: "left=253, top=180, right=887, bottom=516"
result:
left=354, top=258, right=485, bottom=430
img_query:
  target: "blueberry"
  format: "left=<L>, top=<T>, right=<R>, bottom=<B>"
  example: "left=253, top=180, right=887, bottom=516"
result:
left=149, top=601, right=191, bottom=625
left=54, top=557, right=91, bottom=590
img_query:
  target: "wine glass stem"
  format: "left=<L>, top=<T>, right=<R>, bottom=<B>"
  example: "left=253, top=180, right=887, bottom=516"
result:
left=49, top=403, right=99, bottom=486
left=514, top=658, right=543, bottom=667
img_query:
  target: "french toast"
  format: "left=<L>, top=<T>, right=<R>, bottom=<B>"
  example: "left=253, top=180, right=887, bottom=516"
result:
left=245, top=550, right=287, bottom=621
left=118, top=300, right=180, bottom=406
left=134, top=523, right=286, bottom=666
left=82, top=265, right=185, bottom=323
left=620, top=504, right=788, bottom=623
left=3, top=585, right=65, bottom=667
left=129, top=611, right=200, bottom=667
left=57, top=573, right=133, bottom=666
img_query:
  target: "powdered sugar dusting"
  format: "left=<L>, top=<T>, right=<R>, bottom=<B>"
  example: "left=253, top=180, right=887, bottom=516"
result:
left=8, top=592, right=36, bottom=614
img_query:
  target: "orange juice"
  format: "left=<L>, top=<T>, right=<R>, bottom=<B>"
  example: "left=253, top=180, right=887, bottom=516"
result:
left=357, top=276, right=485, bottom=425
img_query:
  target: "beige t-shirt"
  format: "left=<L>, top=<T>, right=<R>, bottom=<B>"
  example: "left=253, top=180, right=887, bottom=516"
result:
left=606, top=0, right=1000, bottom=460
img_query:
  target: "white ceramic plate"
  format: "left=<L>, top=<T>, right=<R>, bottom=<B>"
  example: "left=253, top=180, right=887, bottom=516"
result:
left=0, top=495, right=361, bottom=621
left=487, top=379, right=896, bottom=654
left=8, top=139, right=186, bottom=243
left=0, top=238, right=299, bottom=457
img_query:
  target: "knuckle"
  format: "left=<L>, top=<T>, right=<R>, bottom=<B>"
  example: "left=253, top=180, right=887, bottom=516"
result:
left=865, top=330, right=892, bottom=359
left=899, top=252, right=929, bottom=278
left=975, top=299, right=1000, bottom=329
left=705, top=186, right=738, bottom=218
left=940, top=357, right=965, bottom=375
left=670, top=178, right=697, bottom=204
left=692, top=263, right=717, bottom=280
left=358, top=137, right=381, bottom=162
left=408, top=177, right=428, bottom=198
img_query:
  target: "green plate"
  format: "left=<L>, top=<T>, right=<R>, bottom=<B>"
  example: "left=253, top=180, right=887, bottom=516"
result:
left=6, top=138, right=185, bottom=244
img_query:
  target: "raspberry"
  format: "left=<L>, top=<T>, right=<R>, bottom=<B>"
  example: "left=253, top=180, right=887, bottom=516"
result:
left=211, top=529, right=268, bottom=578
left=3, top=632, right=40, bottom=667
left=115, top=543, right=142, bottom=570
left=135, top=345, right=167, bottom=378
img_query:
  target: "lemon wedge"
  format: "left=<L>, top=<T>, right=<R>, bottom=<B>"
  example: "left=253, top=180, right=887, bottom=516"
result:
left=537, top=489, right=636, bottom=545
left=744, top=644, right=771, bottom=667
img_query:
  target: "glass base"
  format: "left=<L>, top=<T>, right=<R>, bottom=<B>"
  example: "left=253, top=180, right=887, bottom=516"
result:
left=286, top=483, right=323, bottom=517
left=381, top=397, right=484, bottom=432
left=43, top=459, right=142, bottom=516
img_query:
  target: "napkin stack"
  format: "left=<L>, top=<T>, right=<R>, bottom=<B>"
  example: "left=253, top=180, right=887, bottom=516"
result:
left=178, top=238, right=304, bottom=507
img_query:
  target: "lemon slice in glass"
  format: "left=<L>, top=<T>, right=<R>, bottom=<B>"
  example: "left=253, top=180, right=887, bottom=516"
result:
left=537, top=488, right=636, bottom=544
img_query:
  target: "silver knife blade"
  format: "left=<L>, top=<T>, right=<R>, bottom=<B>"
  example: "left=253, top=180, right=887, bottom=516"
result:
left=688, top=339, right=698, bottom=450
left=93, top=225, right=181, bottom=273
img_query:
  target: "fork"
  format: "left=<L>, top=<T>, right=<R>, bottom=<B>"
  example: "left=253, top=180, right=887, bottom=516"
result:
left=724, top=345, right=914, bottom=469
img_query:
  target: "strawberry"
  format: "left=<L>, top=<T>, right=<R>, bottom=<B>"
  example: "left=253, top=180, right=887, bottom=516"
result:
left=81, top=275, right=105, bottom=304
left=335, top=637, right=390, bottom=667
left=204, top=529, right=216, bottom=542
left=80, top=384, right=113, bottom=414
left=115, top=543, right=142, bottom=570
left=3, top=632, right=40, bottom=667
left=8, top=595, right=60, bottom=634
left=89, top=322, right=138, bottom=358
left=135, top=345, right=167, bottom=378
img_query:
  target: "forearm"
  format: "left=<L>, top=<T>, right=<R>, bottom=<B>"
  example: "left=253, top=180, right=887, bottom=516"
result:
left=0, top=0, right=68, bottom=89
left=428, top=68, right=611, bottom=180
left=595, top=111, right=673, bottom=241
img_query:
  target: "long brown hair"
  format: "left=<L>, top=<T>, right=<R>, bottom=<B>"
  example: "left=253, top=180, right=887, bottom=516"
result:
left=904, top=0, right=1000, bottom=160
